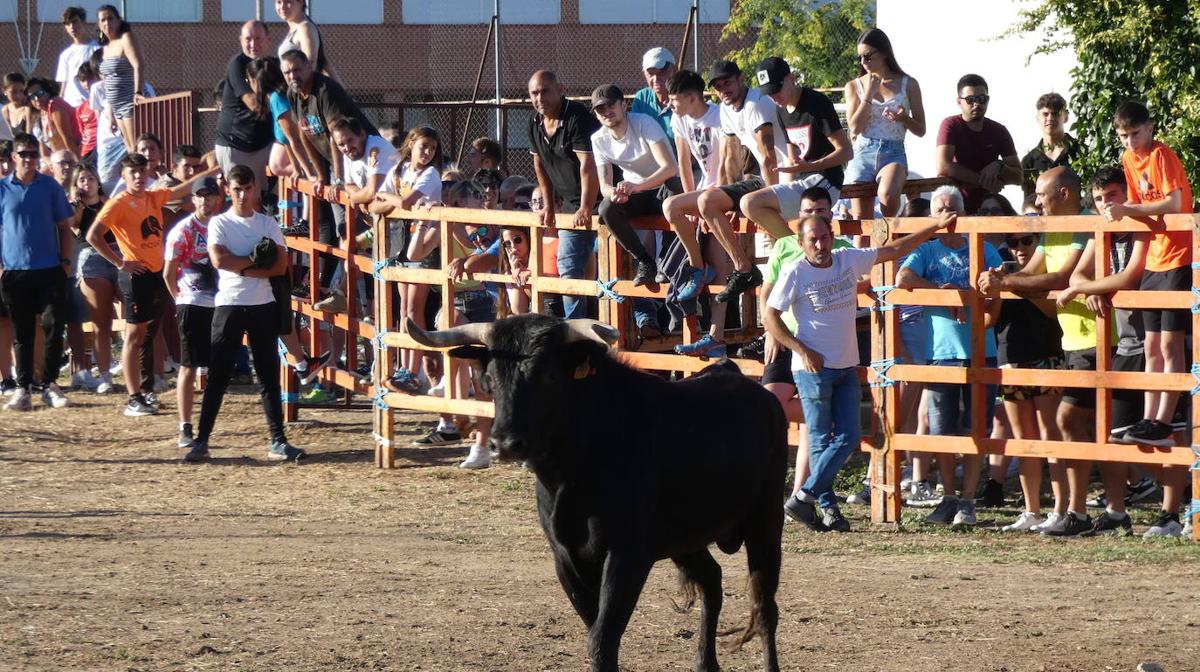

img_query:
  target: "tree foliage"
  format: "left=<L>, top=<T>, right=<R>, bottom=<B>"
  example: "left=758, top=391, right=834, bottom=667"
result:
left=1014, top=0, right=1200, bottom=194
left=721, top=0, right=876, bottom=89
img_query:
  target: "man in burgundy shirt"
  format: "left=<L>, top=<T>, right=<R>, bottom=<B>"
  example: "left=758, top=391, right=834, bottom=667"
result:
left=935, top=74, right=1021, bottom=214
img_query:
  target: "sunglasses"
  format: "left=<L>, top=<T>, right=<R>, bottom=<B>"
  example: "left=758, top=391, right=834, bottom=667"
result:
left=28, top=89, right=48, bottom=99
left=1005, top=235, right=1037, bottom=248
left=15, top=150, right=39, bottom=159
left=858, top=50, right=877, bottom=63
left=959, top=94, right=990, bottom=106
left=466, top=226, right=490, bottom=244
left=502, top=236, right=525, bottom=249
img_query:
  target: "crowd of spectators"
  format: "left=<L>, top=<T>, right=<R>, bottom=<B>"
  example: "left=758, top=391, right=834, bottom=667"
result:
left=0, top=13, right=1194, bottom=540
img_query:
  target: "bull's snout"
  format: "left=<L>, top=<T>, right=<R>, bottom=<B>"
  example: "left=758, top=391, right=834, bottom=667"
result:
left=488, top=434, right=525, bottom=460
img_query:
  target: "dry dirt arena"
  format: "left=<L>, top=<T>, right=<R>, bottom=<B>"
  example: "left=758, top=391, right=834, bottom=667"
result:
left=3, top=389, right=1200, bottom=672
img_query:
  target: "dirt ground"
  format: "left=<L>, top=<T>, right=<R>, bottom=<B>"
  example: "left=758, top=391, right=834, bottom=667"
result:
left=2, top=388, right=1199, bottom=672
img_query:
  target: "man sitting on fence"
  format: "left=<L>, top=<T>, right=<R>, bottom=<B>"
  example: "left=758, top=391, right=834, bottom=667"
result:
left=935, top=74, right=1021, bottom=215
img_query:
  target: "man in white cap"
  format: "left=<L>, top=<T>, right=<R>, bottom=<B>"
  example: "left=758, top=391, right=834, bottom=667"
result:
left=632, top=47, right=678, bottom=141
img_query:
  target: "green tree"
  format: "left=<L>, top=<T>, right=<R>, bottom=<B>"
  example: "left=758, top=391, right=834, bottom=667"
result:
left=1014, top=0, right=1200, bottom=194
left=721, top=0, right=876, bottom=89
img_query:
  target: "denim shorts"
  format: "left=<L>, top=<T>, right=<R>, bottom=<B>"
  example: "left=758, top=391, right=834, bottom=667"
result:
left=844, top=137, right=907, bottom=185
left=899, top=313, right=928, bottom=365
left=78, top=245, right=119, bottom=284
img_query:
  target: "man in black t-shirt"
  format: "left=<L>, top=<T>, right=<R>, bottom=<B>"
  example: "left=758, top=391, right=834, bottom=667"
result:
left=527, top=69, right=601, bottom=319
left=281, top=49, right=377, bottom=185
left=215, top=21, right=273, bottom=188
left=741, top=57, right=852, bottom=242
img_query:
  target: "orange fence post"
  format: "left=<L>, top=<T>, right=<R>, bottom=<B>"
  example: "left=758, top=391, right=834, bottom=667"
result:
left=868, top=217, right=902, bottom=526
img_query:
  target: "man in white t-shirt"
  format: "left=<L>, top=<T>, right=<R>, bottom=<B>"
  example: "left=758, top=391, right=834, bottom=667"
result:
left=191, top=165, right=304, bottom=463
left=55, top=7, right=100, bottom=108
left=331, top=115, right=398, bottom=214
left=766, top=211, right=953, bottom=532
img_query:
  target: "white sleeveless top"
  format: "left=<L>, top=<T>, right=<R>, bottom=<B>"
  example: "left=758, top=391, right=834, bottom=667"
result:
left=855, top=75, right=909, bottom=142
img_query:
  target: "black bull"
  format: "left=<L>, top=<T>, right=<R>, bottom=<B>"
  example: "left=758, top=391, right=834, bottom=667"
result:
left=408, top=314, right=787, bottom=672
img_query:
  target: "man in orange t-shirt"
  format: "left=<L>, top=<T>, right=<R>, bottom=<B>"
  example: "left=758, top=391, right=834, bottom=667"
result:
left=1098, top=102, right=1193, bottom=515
left=86, top=153, right=221, bottom=417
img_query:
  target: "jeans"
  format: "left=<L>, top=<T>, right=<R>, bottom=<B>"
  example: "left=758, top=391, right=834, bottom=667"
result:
left=0, top=267, right=68, bottom=389
left=794, top=366, right=863, bottom=509
left=926, top=358, right=997, bottom=436
left=196, top=303, right=287, bottom=445
left=556, top=229, right=596, bottom=320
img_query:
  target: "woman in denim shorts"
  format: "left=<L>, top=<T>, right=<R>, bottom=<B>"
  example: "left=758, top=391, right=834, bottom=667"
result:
left=70, top=164, right=119, bottom=393
left=842, top=28, right=926, bottom=219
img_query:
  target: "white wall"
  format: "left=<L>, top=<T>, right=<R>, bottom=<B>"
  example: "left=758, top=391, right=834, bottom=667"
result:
left=878, top=0, right=1076, bottom=208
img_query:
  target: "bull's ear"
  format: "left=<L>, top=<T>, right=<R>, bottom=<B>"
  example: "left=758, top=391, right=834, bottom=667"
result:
left=449, top=345, right=489, bottom=361
left=563, top=340, right=606, bottom=375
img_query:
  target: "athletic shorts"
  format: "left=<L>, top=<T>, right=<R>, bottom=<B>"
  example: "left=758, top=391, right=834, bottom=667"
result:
left=762, top=350, right=794, bottom=386
left=1111, top=351, right=1146, bottom=436
left=117, top=271, right=168, bottom=324
left=176, top=303, right=214, bottom=368
left=716, top=176, right=765, bottom=215
left=1138, top=267, right=1190, bottom=333
left=1061, top=348, right=1097, bottom=409
left=767, top=174, right=843, bottom=221
left=999, top=355, right=1064, bottom=401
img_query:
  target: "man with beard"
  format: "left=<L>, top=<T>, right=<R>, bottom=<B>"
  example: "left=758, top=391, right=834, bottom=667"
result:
left=935, top=73, right=1021, bottom=214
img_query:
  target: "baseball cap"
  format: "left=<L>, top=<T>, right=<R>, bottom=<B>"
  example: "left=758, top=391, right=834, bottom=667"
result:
left=590, top=84, right=624, bottom=110
left=755, top=57, right=791, bottom=95
left=642, top=47, right=676, bottom=71
left=706, top=60, right=741, bottom=86
left=191, top=175, right=220, bottom=197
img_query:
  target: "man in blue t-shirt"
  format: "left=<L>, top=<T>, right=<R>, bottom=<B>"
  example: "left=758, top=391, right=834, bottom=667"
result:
left=897, top=185, right=1002, bottom=529
left=0, top=133, right=76, bottom=411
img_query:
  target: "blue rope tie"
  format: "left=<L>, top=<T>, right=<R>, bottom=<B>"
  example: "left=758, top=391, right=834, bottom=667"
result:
left=1190, top=364, right=1200, bottom=396
left=869, top=357, right=898, bottom=388
left=871, top=284, right=896, bottom=312
left=373, top=327, right=389, bottom=352
left=281, top=392, right=300, bottom=404
left=277, top=338, right=289, bottom=360
left=372, top=259, right=391, bottom=281
left=372, top=389, right=390, bottom=410
left=596, top=278, right=625, bottom=303
left=1191, top=444, right=1200, bottom=471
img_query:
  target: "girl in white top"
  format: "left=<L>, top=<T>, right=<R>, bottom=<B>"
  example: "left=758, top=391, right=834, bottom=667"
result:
left=275, top=0, right=338, bottom=80
left=843, top=28, right=925, bottom=219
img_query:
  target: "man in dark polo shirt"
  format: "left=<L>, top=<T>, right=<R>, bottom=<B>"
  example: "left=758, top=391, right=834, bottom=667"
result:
left=1020, top=92, right=1083, bottom=197
left=527, top=69, right=600, bottom=320
left=215, top=20, right=272, bottom=188
left=935, top=73, right=1021, bottom=214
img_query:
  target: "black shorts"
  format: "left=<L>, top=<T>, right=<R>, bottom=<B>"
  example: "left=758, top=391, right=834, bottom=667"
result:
left=176, top=304, right=214, bottom=368
left=1111, top=351, right=1146, bottom=435
left=1061, top=347, right=1097, bottom=409
left=1139, top=267, right=1190, bottom=333
left=762, top=351, right=794, bottom=386
left=0, top=286, right=7, bottom=317
left=117, top=271, right=168, bottom=324
left=716, top=176, right=766, bottom=215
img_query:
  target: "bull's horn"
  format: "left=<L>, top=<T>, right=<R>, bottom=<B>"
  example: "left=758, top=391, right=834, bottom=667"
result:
left=564, top=319, right=620, bottom=346
left=404, top=317, right=491, bottom=348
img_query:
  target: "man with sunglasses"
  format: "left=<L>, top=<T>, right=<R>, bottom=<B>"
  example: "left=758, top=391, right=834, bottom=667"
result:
left=0, top=133, right=75, bottom=411
left=935, top=74, right=1020, bottom=214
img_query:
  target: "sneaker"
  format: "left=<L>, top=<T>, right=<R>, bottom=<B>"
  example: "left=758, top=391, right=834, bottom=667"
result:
left=978, top=479, right=1005, bottom=507
left=1030, top=511, right=1063, bottom=533
left=715, top=266, right=763, bottom=304
left=1041, top=511, right=1092, bottom=537
left=674, top=334, right=728, bottom=359
left=1126, top=476, right=1158, bottom=504
left=1085, top=494, right=1109, bottom=509
left=143, top=392, right=159, bottom=407
left=313, top=290, right=347, bottom=313
left=925, top=495, right=960, bottom=525
left=154, top=375, right=169, bottom=393
left=178, top=423, right=195, bottom=449
left=267, top=440, right=305, bottom=462
left=735, top=336, right=765, bottom=361
left=1083, top=510, right=1133, bottom=537
left=281, top=219, right=310, bottom=237
left=951, top=499, right=977, bottom=527
left=1142, top=511, right=1183, bottom=538
left=297, top=351, right=332, bottom=385
left=123, top=394, right=158, bottom=416
left=459, top=444, right=492, bottom=470
left=1123, top=419, right=1176, bottom=447
left=821, top=506, right=851, bottom=532
left=427, top=377, right=446, bottom=397
left=412, top=427, right=462, bottom=446
left=386, top=367, right=423, bottom=394
left=1109, top=419, right=1141, bottom=444
left=846, top=479, right=871, bottom=506
left=1, top=377, right=16, bottom=396
left=108, top=361, right=123, bottom=376
left=1002, top=511, right=1045, bottom=532
left=41, top=383, right=70, bottom=408
left=95, top=372, right=114, bottom=394
left=301, top=386, right=335, bottom=404
left=899, top=466, right=915, bottom=493
left=674, top=263, right=708, bottom=301
left=632, top=260, right=656, bottom=288
left=4, top=387, right=32, bottom=411
left=906, top=480, right=942, bottom=507
left=183, top=441, right=209, bottom=463
left=783, top=495, right=828, bottom=532
left=1182, top=518, right=1194, bottom=540
left=70, top=369, right=100, bottom=390
left=163, top=359, right=179, bottom=376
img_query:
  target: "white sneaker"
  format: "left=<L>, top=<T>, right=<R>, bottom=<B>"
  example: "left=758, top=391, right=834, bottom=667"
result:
left=153, top=375, right=169, bottom=393
left=108, top=361, right=123, bottom=376
left=1182, top=518, right=1194, bottom=540
left=163, top=358, right=179, bottom=375
left=906, top=481, right=941, bottom=507
left=846, top=479, right=870, bottom=505
left=427, top=378, right=446, bottom=397
left=95, top=372, right=114, bottom=394
left=5, top=387, right=32, bottom=411
left=1143, top=513, right=1184, bottom=539
left=899, top=465, right=914, bottom=492
left=41, top=383, right=70, bottom=408
left=71, top=370, right=100, bottom=390
left=458, top=444, right=491, bottom=470
left=1002, top=511, right=1045, bottom=532
left=1030, top=511, right=1063, bottom=533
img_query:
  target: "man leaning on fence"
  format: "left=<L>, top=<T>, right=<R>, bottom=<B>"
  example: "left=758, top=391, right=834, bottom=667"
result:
left=768, top=210, right=955, bottom=533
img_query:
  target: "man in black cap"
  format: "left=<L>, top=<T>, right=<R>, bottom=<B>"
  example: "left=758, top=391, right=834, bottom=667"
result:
left=741, top=56, right=852, bottom=242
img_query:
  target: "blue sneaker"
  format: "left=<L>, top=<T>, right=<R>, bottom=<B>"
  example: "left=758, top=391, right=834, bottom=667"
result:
left=675, top=264, right=708, bottom=301
left=674, top=334, right=727, bottom=359
left=267, top=440, right=305, bottom=462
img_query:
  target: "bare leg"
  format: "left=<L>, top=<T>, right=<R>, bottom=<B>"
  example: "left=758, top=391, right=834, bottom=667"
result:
left=696, top=190, right=750, bottom=271
left=79, top=278, right=115, bottom=374
left=702, top=235, right=732, bottom=339
left=1058, top=401, right=1094, bottom=514
left=662, top=192, right=706, bottom=268
left=739, top=189, right=792, bottom=240
left=176, top=365, right=197, bottom=424
left=1035, top=393, right=1067, bottom=513
left=1006, top=398, right=1041, bottom=515
left=876, top=162, right=906, bottom=217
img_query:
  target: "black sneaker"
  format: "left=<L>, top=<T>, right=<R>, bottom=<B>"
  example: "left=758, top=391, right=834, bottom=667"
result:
left=0, top=377, right=15, bottom=395
left=1126, top=476, right=1159, bottom=504
left=412, top=427, right=462, bottom=446
left=784, top=495, right=828, bottom=532
left=178, top=423, right=195, bottom=448
left=1123, top=419, right=1175, bottom=447
left=715, top=266, right=763, bottom=303
left=267, top=440, right=305, bottom=462
left=822, top=506, right=851, bottom=532
left=1083, top=510, right=1133, bottom=537
left=298, top=351, right=332, bottom=385
left=124, top=394, right=158, bottom=417
left=632, top=261, right=656, bottom=288
left=1041, top=511, right=1092, bottom=537
left=736, top=335, right=766, bottom=361
left=978, top=478, right=1005, bottom=507
left=183, top=441, right=209, bottom=463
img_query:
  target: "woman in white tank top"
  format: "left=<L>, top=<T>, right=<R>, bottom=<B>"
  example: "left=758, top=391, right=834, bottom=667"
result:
left=842, top=28, right=925, bottom=219
left=275, top=0, right=338, bottom=79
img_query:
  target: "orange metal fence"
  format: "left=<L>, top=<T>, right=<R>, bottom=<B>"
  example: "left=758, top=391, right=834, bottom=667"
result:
left=132, top=92, right=195, bottom=161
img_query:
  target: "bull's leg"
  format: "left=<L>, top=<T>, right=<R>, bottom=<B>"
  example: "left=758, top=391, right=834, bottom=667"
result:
left=743, top=517, right=783, bottom=672
left=553, top=554, right=600, bottom=628
left=673, top=550, right=723, bottom=672
left=588, top=553, right=653, bottom=672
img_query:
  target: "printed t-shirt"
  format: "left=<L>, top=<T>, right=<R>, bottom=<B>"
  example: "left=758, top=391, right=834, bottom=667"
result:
left=1041, top=232, right=1095, bottom=352
left=900, top=238, right=1002, bottom=360
left=671, top=103, right=721, bottom=188
left=207, top=210, right=286, bottom=307
left=95, top=188, right=173, bottom=272
left=776, top=87, right=844, bottom=188
left=344, top=135, right=400, bottom=189
left=163, top=214, right=217, bottom=307
left=1122, top=140, right=1193, bottom=272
